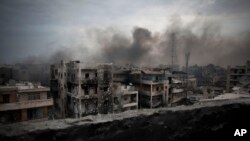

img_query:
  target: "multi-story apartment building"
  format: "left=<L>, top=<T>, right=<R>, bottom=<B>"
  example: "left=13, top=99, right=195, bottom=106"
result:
left=113, top=83, right=138, bottom=112
left=130, top=70, right=169, bottom=108
left=50, top=61, right=113, bottom=118
left=0, top=82, right=53, bottom=123
left=226, top=61, right=250, bottom=92
left=168, top=71, right=187, bottom=105
left=113, top=69, right=130, bottom=84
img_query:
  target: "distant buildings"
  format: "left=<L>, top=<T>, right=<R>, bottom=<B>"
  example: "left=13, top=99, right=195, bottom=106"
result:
left=226, top=61, right=250, bottom=92
left=0, top=64, right=50, bottom=86
left=188, top=64, right=226, bottom=87
left=0, top=82, right=53, bottom=124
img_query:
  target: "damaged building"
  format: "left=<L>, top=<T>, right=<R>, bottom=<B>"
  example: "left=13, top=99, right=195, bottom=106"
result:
left=0, top=82, right=53, bottom=124
left=50, top=61, right=113, bottom=118
left=113, top=83, right=138, bottom=112
left=130, top=70, right=169, bottom=108
left=168, top=71, right=187, bottom=106
left=226, top=61, right=250, bottom=93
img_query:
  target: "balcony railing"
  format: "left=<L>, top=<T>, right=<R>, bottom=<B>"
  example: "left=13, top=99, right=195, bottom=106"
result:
left=172, top=88, right=184, bottom=93
left=140, top=79, right=165, bottom=85
left=82, top=79, right=97, bottom=84
left=140, top=90, right=164, bottom=96
left=0, top=99, right=53, bottom=111
left=123, top=103, right=137, bottom=108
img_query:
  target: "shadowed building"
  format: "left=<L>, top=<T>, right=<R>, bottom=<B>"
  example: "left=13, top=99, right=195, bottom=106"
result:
left=226, top=61, right=250, bottom=92
left=0, top=82, right=53, bottom=124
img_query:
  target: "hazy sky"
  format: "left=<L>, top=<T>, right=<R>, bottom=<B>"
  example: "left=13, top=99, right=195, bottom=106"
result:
left=0, top=0, right=250, bottom=66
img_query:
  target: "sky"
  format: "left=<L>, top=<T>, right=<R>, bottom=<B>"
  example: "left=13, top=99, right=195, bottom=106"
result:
left=0, top=0, right=250, bottom=66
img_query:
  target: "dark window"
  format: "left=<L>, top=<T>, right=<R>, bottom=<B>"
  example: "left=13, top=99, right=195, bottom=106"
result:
left=124, top=97, right=128, bottom=101
left=95, top=87, right=98, bottom=94
left=156, top=87, right=160, bottom=91
left=114, top=97, right=119, bottom=105
left=104, top=87, right=108, bottom=92
left=3, top=95, right=10, bottom=103
left=84, top=88, right=89, bottom=95
left=28, top=94, right=40, bottom=100
left=85, top=73, right=89, bottom=78
left=104, top=72, right=108, bottom=79
left=27, top=108, right=43, bottom=120
left=95, top=73, right=97, bottom=77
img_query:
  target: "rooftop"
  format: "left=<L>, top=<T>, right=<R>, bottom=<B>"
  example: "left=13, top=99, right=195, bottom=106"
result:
left=0, top=82, right=49, bottom=93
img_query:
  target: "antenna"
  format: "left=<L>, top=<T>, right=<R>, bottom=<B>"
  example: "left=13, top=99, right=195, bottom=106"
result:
left=185, top=50, right=190, bottom=75
left=170, top=32, right=176, bottom=72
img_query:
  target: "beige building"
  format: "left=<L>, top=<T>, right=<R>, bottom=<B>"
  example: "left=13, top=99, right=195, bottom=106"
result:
left=113, top=83, right=138, bottom=112
left=0, top=82, right=53, bottom=123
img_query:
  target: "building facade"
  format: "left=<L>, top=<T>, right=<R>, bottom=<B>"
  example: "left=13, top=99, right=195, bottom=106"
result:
left=113, top=83, right=138, bottom=112
left=226, top=61, right=250, bottom=92
left=51, top=61, right=113, bottom=118
left=168, top=71, right=187, bottom=106
left=0, top=82, right=53, bottom=123
left=130, top=70, right=169, bottom=108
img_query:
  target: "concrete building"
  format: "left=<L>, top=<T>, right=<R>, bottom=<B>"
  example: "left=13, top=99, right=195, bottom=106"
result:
left=226, top=61, right=250, bottom=92
left=0, top=82, right=53, bottom=124
left=169, top=71, right=187, bottom=106
left=130, top=70, right=169, bottom=108
left=113, top=69, right=130, bottom=84
left=113, top=83, right=138, bottom=112
left=50, top=61, right=113, bottom=118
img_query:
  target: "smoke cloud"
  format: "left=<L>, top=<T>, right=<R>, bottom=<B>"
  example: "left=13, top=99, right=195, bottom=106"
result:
left=17, top=16, right=250, bottom=67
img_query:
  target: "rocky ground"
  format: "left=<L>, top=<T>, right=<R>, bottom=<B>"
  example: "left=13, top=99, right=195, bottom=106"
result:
left=1, top=99, right=250, bottom=141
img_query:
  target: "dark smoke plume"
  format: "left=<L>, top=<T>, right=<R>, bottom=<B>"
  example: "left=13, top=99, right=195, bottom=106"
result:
left=18, top=17, right=250, bottom=67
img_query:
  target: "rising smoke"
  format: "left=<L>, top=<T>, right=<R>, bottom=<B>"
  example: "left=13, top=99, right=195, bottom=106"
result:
left=19, top=16, right=250, bottom=67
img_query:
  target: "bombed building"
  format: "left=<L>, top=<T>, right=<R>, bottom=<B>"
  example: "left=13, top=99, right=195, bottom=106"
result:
left=226, top=60, right=250, bottom=93
left=50, top=61, right=113, bottom=118
left=113, top=83, right=138, bottom=112
left=129, top=70, right=170, bottom=108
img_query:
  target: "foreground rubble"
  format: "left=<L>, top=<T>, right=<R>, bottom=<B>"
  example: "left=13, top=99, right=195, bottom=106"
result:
left=1, top=98, right=250, bottom=141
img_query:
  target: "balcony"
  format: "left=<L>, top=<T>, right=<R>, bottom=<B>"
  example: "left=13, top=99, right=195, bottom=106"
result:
left=0, top=99, right=53, bottom=111
left=140, top=79, right=165, bottom=85
left=82, top=78, right=97, bottom=84
left=123, top=103, right=137, bottom=108
left=172, top=88, right=184, bottom=93
left=140, top=90, right=163, bottom=96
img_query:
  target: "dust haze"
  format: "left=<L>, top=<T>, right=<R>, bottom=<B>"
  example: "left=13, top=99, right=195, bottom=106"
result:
left=17, top=16, right=250, bottom=67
